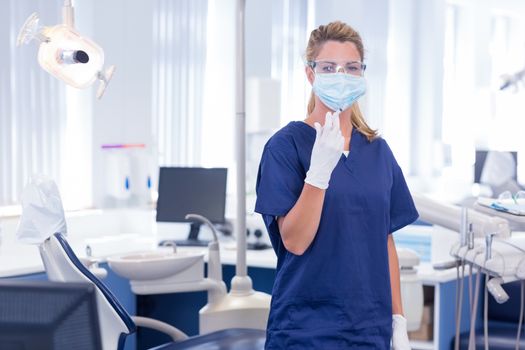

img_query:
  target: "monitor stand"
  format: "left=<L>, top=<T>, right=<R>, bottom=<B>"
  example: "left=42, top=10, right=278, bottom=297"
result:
left=173, top=222, right=210, bottom=247
left=247, top=241, right=272, bottom=250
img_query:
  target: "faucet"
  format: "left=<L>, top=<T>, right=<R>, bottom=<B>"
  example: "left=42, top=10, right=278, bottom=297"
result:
left=159, top=240, right=178, bottom=253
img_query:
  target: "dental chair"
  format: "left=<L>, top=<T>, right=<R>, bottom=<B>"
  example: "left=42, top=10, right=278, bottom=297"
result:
left=39, top=232, right=266, bottom=350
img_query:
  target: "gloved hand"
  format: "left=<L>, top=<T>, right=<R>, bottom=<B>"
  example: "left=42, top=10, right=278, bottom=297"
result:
left=304, top=111, right=345, bottom=190
left=392, top=314, right=411, bottom=350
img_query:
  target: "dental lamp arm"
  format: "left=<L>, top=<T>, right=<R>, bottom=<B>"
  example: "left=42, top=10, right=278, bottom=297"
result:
left=412, top=193, right=511, bottom=239
left=62, top=0, right=74, bottom=28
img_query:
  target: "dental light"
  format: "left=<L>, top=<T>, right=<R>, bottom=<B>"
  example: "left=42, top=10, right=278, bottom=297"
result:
left=16, top=0, right=115, bottom=99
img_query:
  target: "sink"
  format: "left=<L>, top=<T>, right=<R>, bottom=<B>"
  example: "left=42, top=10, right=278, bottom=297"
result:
left=107, top=250, right=204, bottom=281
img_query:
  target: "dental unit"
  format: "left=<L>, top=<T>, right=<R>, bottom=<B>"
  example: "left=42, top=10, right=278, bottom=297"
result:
left=413, top=193, right=525, bottom=350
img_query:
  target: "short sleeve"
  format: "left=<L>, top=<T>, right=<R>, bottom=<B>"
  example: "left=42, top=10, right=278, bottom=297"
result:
left=389, top=152, right=419, bottom=234
left=255, top=142, right=305, bottom=218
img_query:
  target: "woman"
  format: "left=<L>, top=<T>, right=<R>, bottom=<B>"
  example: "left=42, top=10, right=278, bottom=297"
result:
left=255, top=21, right=419, bottom=349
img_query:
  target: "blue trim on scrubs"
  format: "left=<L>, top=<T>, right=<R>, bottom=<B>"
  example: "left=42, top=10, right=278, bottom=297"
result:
left=255, top=122, right=419, bottom=349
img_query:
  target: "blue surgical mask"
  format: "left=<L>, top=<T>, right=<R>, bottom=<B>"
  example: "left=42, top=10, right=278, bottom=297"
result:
left=312, top=73, right=366, bottom=112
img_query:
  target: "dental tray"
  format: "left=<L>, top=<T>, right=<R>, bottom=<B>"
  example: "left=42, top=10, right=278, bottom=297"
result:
left=477, top=197, right=525, bottom=216
left=475, top=198, right=525, bottom=232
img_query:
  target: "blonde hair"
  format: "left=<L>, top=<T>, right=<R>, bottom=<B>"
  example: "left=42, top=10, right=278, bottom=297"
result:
left=306, top=21, right=377, bottom=141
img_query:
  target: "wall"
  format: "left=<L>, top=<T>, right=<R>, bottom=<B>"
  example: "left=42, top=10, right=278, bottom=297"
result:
left=79, top=0, right=525, bottom=207
left=81, top=0, right=394, bottom=207
left=76, top=0, right=155, bottom=207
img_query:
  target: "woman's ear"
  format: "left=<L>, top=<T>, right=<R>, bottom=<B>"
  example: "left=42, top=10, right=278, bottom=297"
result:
left=305, top=66, right=315, bottom=85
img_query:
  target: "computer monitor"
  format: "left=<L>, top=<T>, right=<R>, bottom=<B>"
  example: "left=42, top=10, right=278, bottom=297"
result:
left=0, top=280, right=102, bottom=350
left=474, top=150, right=518, bottom=184
left=156, top=167, right=228, bottom=246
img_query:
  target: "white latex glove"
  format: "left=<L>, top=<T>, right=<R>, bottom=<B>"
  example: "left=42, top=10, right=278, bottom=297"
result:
left=304, top=111, right=345, bottom=190
left=392, top=314, right=411, bottom=350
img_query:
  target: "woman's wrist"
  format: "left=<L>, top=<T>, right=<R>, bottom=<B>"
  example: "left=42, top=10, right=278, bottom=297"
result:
left=304, top=182, right=326, bottom=192
left=392, top=302, right=404, bottom=316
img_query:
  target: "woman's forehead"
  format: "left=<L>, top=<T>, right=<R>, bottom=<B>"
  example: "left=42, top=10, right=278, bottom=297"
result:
left=316, top=40, right=361, bottom=61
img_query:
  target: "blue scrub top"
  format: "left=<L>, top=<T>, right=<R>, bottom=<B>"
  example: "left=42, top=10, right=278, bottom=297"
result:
left=255, top=121, right=419, bottom=349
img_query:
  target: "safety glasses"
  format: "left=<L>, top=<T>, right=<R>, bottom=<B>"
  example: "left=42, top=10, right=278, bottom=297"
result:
left=307, top=60, right=366, bottom=76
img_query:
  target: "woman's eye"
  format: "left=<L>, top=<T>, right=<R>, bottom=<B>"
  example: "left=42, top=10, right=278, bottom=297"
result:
left=322, top=65, right=334, bottom=72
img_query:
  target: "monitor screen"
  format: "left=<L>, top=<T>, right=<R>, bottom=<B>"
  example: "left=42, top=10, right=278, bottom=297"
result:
left=156, top=167, right=228, bottom=224
left=0, top=280, right=102, bottom=350
left=474, top=150, right=518, bottom=184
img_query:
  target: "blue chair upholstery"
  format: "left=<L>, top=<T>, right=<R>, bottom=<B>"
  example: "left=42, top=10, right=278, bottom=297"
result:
left=457, top=281, right=525, bottom=350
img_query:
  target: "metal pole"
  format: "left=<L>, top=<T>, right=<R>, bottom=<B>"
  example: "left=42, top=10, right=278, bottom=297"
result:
left=235, top=0, right=247, bottom=277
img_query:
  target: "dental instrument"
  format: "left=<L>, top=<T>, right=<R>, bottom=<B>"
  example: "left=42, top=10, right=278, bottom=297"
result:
left=454, top=208, right=469, bottom=350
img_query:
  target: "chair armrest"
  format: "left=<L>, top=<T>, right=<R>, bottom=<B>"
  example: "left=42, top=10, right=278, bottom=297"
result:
left=131, top=316, right=189, bottom=342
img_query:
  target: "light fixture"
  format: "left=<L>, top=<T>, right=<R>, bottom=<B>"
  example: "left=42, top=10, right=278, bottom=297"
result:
left=16, top=0, right=115, bottom=99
